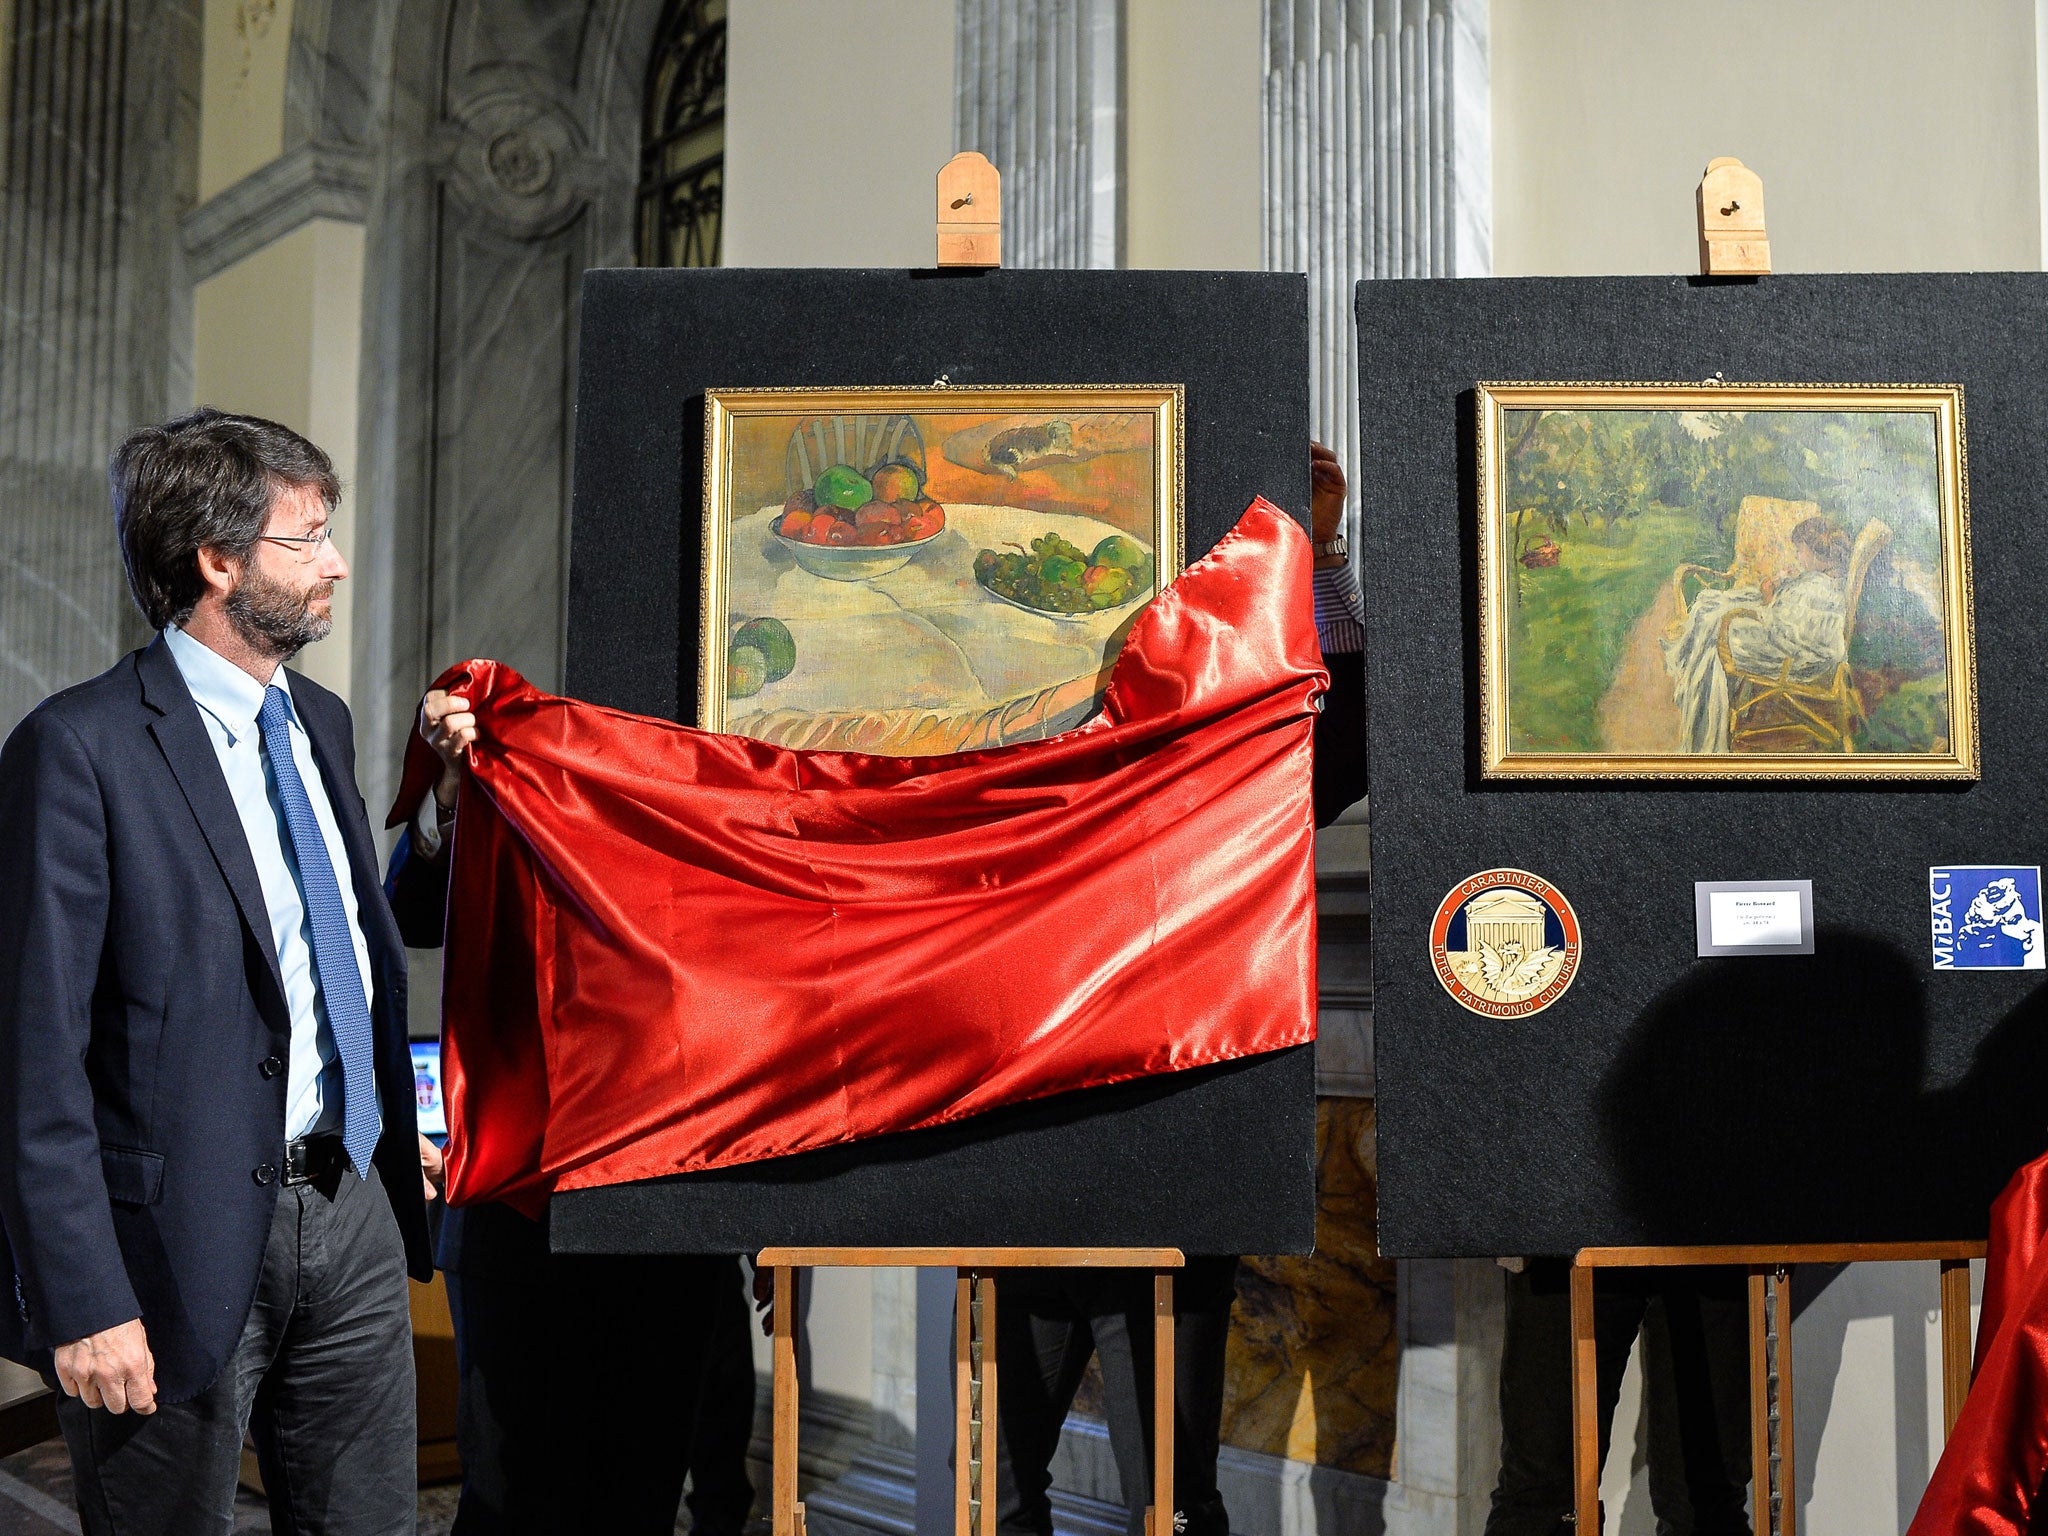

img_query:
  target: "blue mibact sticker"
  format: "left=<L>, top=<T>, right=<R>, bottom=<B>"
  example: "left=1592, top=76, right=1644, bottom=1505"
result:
left=1929, top=866, right=2045, bottom=970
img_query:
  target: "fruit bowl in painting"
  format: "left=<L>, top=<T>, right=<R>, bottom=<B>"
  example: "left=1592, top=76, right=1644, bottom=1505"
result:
left=771, top=460, right=950, bottom=583
left=972, top=531, right=1155, bottom=620
left=978, top=582, right=1142, bottom=623
left=772, top=525, right=945, bottom=582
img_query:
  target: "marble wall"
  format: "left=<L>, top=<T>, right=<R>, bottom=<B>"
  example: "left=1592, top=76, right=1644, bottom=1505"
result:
left=0, top=0, right=197, bottom=738
left=1224, top=1097, right=1398, bottom=1480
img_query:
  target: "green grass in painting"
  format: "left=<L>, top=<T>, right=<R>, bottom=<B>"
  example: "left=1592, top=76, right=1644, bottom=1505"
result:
left=1861, top=675, right=1952, bottom=755
left=1505, top=508, right=1721, bottom=752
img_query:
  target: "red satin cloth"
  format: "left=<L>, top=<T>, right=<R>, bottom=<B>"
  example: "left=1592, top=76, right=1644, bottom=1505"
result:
left=392, top=499, right=1325, bottom=1216
left=1908, top=1149, right=2048, bottom=1535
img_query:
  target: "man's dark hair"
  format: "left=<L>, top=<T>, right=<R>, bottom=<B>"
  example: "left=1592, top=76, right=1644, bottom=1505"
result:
left=110, top=408, right=341, bottom=630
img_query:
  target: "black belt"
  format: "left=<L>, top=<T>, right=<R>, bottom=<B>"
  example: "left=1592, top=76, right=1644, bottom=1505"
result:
left=282, top=1133, right=349, bottom=1187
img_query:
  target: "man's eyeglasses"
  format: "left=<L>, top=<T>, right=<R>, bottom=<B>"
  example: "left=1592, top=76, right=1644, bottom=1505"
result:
left=258, top=528, right=333, bottom=562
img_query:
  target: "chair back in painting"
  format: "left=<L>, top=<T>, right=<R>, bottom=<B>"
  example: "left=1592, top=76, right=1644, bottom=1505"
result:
left=1841, top=518, right=1895, bottom=652
left=1674, top=494, right=1816, bottom=617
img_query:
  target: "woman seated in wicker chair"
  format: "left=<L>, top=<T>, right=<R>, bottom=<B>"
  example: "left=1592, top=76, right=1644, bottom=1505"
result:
left=1663, top=513, right=1854, bottom=754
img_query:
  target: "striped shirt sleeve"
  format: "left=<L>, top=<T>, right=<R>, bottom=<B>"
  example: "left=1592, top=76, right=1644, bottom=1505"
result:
left=1312, top=563, right=1365, bottom=656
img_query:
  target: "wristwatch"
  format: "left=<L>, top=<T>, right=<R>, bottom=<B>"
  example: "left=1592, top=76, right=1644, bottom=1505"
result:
left=1312, top=536, right=1349, bottom=560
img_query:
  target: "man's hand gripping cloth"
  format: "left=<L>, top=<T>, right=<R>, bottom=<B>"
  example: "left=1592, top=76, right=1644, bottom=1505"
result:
left=390, top=498, right=1327, bottom=1216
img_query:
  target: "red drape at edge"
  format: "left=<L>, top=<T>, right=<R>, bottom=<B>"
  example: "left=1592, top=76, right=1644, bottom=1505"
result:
left=391, top=499, right=1327, bottom=1217
left=1907, top=1148, right=2048, bottom=1536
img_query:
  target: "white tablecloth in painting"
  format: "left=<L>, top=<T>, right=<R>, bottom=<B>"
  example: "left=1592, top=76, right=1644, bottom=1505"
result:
left=722, top=504, right=1153, bottom=753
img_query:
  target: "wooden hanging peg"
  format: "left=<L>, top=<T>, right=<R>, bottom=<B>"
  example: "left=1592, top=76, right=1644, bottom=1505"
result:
left=1698, top=157, right=1771, bottom=276
left=938, top=152, right=1001, bottom=267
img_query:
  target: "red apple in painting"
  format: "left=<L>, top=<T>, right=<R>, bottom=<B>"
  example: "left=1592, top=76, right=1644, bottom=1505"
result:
left=900, top=501, right=946, bottom=540
left=779, top=509, right=814, bottom=539
left=803, top=515, right=842, bottom=545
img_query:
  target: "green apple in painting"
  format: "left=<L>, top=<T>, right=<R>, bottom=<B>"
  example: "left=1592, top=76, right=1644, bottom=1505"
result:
left=813, top=465, right=873, bottom=512
left=1090, top=535, right=1148, bottom=571
left=732, top=617, right=796, bottom=683
left=727, top=644, right=768, bottom=698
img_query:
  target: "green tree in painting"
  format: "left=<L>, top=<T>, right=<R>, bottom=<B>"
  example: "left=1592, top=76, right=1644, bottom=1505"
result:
left=1500, top=408, right=1949, bottom=755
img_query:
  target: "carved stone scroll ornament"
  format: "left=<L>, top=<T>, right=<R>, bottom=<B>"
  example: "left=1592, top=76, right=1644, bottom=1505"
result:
left=446, top=88, right=591, bottom=239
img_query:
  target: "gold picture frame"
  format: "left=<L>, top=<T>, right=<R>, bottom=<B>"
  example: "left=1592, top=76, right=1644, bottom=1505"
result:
left=700, top=385, right=1185, bottom=755
left=1476, top=381, right=1977, bottom=780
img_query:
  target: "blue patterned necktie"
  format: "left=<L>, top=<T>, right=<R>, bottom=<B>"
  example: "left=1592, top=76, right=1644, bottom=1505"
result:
left=256, top=686, right=379, bottom=1178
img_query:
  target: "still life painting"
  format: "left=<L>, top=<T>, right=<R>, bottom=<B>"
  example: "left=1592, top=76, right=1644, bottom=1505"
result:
left=1476, top=383, right=1977, bottom=779
left=700, top=386, right=1183, bottom=755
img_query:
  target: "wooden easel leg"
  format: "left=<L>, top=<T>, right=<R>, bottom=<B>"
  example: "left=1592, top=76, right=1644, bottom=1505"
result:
left=955, top=1272, right=973, bottom=1536
left=1570, top=1262, right=1598, bottom=1533
left=1151, top=1271, right=1174, bottom=1536
left=1774, top=1270, right=1795, bottom=1536
left=980, top=1274, right=999, bottom=1536
left=1748, top=1268, right=1769, bottom=1536
left=773, top=1265, right=803, bottom=1536
left=1940, top=1257, right=1973, bottom=1437
left=1748, top=1267, right=1796, bottom=1536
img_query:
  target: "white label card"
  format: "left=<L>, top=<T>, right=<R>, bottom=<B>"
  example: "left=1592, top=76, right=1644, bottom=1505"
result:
left=1708, top=891, right=1804, bottom=947
left=1694, top=880, right=1815, bottom=957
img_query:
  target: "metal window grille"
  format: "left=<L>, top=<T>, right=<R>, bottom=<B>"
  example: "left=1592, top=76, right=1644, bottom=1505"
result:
left=637, top=0, right=727, bottom=269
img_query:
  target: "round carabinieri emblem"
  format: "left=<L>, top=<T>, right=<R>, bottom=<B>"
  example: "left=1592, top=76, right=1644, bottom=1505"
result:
left=1429, top=869, right=1582, bottom=1019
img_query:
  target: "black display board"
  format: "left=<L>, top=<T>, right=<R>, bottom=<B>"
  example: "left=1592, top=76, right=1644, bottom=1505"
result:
left=552, top=267, right=1315, bottom=1255
left=1362, top=274, right=2048, bottom=1258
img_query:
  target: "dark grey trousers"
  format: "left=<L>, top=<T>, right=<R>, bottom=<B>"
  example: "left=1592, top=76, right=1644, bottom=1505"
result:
left=57, top=1157, right=417, bottom=1536
left=1483, top=1262, right=1751, bottom=1536
left=993, top=1258, right=1239, bottom=1536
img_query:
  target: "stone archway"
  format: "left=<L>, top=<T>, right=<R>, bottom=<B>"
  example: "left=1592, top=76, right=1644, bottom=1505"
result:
left=340, top=0, right=669, bottom=817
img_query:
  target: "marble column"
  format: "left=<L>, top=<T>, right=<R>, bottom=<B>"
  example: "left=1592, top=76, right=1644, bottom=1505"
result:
left=1265, top=0, right=1493, bottom=1094
left=1262, top=0, right=1489, bottom=548
left=953, top=0, right=1121, bottom=269
left=1260, top=8, right=1499, bottom=1532
left=935, top=25, right=1127, bottom=1503
left=0, top=0, right=198, bottom=737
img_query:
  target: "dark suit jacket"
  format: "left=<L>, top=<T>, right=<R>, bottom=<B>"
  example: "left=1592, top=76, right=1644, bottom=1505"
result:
left=1313, top=649, right=1366, bottom=829
left=0, top=637, right=433, bottom=1402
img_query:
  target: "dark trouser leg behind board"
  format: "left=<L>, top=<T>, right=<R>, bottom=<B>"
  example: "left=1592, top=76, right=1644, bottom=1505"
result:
left=994, top=1270, right=1104, bottom=1536
left=1485, top=1260, right=1649, bottom=1536
left=687, top=1256, right=762, bottom=1536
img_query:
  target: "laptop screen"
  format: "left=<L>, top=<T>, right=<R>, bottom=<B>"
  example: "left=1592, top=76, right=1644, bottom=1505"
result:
left=410, top=1042, right=447, bottom=1140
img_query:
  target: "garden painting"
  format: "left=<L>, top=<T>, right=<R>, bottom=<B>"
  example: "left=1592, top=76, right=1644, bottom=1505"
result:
left=1477, top=384, right=1976, bottom=779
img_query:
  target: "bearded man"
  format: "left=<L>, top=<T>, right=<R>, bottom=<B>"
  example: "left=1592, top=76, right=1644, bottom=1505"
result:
left=0, top=408, right=438, bottom=1535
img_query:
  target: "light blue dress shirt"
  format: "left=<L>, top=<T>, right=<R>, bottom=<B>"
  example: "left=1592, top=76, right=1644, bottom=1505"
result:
left=163, top=627, right=379, bottom=1142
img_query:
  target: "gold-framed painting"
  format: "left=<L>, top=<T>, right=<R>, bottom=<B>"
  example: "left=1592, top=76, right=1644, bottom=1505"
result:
left=1476, top=382, right=1977, bottom=780
left=700, top=385, right=1184, bottom=755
